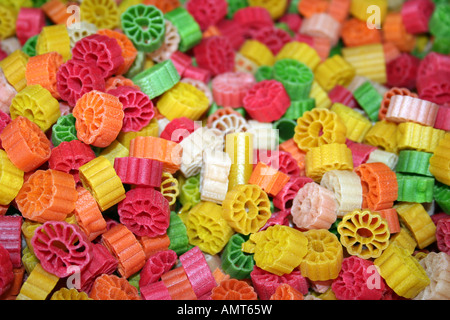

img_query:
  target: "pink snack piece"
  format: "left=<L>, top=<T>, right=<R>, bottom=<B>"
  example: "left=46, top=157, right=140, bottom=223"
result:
left=328, top=85, right=359, bottom=109
left=79, top=243, right=118, bottom=293
left=31, top=220, right=93, bottom=278
left=259, top=209, right=291, bottom=231
left=216, top=19, right=245, bottom=50
left=118, top=187, right=170, bottom=238
left=139, top=249, right=178, bottom=288
left=386, top=53, right=420, bottom=90
left=114, top=157, right=163, bottom=187
left=107, top=85, right=155, bottom=132
left=279, top=13, right=303, bottom=33
left=71, top=34, right=124, bottom=79
left=182, top=65, right=211, bottom=84
left=332, top=256, right=386, bottom=300
left=233, top=6, right=274, bottom=39
left=417, top=52, right=450, bottom=81
left=0, top=110, right=11, bottom=148
left=169, top=51, right=192, bottom=77
left=0, top=70, right=17, bottom=115
left=15, top=8, right=46, bottom=45
left=434, top=105, right=450, bottom=131
left=0, top=243, right=13, bottom=297
left=416, top=70, right=450, bottom=105
left=345, top=140, right=377, bottom=167
left=291, top=182, right=338, bottom=230
left=140, top=281, right=172, bottom=300
left=186, top=0, right=228, bottom=31
left=56, top=59, right=106, bottom=107
left=401, top=0, right=435, bottom=34
left=273, top=176, right=314, bottom=211
left=179, top=246, right=217, bottom=299
left=193, top=36, right=235, bottom=77
left=385, top=95, right=439, bottom=127
left=48, top=140, right=96, bottom=184
left=243, top=80, right=291, bottom=123
left=0, top=215, right=22, bottom=268
left=436, top=217, right=450, bottom=255
left=160, top=117, right=199, bottom=144
left=250, top=266, right=309, bottom=300
left=212, top=71, right=256, bottom=108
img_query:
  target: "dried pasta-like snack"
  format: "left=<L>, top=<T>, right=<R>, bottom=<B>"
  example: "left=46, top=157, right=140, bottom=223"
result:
left=414, top=252, right=450, bottom=300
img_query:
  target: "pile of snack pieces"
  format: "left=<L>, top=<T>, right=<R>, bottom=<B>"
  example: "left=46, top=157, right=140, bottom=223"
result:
left=0, top=0, right=449, bottom=301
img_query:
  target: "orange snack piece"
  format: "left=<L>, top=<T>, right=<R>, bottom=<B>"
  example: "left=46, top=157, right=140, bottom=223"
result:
left=341, top=18, right=381, bottom=47
left=279, top=139, right=306, bottom=176
left=382, top=13, right=416, bottom=52
left=160, top=266, right=197, bottom=300
left=379, top=87, right=418, bottom=121
left=90, top=274, right=140, bottom=300
left=270, top=283, right=304, bottom=300
left=211, top=278, right=258, bottom=300
left=41, top=0, right=73, bottom=25
left=129, top=136, right=183, bottom=174
left=248, top=162, right=290, bottom=197
left=15, top=169, right=78, bottom=223
left=142, top=0, right=181, bottom=13
left=0, top=116, right=51, bottom=172
left=138, top=234, right=171, bottom=260
left=376, top=208, right=401, bottom=234
left=298, top=0, right=329, bottom=18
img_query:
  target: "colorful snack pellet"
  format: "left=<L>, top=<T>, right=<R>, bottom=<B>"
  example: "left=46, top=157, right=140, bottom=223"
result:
left=330, top=103, right=372, bottom=143
left=314, top=54, right=355, bottom=92
left=80, top=0, right=119, bottom=30
left=90, top=274, right=140, bottom=300
left=36, top=24, right=71, bottom=62
left=434, top=182, right=450, bottom=214
left=78, top=156, right=126, bottom=212
left=270, top=283, right=304, bottom=300
left=397, top=121, right=445, bottom=153
left=331, top=256, right=386, bottom=300
left=25, top=51, right=63, bottom=100
left=429, top=132, right=450, bottom=186
left=378, top=87, right=418, bottom=121
left=415, top=252, right=450, bottom=300
left=394, top=202, right=437, bottom=250
left=299, top=229, right=343, bottom=282
left=376, top=208, right=401, bottom=234
left=386, top=95, right=439, bottom=127
left=15, top=169, right=77, bottom=223
left=114, top=157, right=163, bottom=187
left=0, top=50, right=29, bottom=93
left=337, top=209, right=390, bottom=259
left=211, top=71, right=256, bottom=109
left=0, top=244, right=13, bottom=297
left=31, top=220, right=92, bottom=278
left=0, top=216, right=22, bottom=268
left=164, top=6, right=202, bottom=52
left=16, top=263, right=59, bottom=300
left=221, top=233, right=255, bottom=280
left=0, top=149, right=24, bottom=206
left=211, top=278, right=257, bottom=300
left=139, top=249, right=177, bottom=288
left=352, top=81, right=383, bottom=122
left=374, top=244, right=430, bottom=299
left=160, top=265, right=197, bottom=300
left=363, top=120, right=398, bottom=154
left=273, top=58, right=314, bottom=102
left=396, top=173, right=434, bottom=203
left=50, top=288, right=92, bottom=301
left=248, top=162, right=290, bottom=197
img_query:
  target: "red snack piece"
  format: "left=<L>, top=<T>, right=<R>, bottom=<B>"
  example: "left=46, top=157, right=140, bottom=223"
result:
left=169, top=51, right=192, bottom=77
left=114, top=157, right=163, bottom=187
left=72, top=34, right=124, bottom=79
left=56, top=59, right=106, bottom=107
left=431, top=212, right=448, bottom=226
left=345, top=140, right=377, bottom=167
left=0, top=244, right=13, bottom=297
left=279, top=13, right=303, bottom=33
left=434, top=105, right=450, bottom=131
left=386, top=53, right=420, bottom=90
left=31, top=220, right=93, bottom=278
left=233, top=6, right=274, bottom=38
left=193, top=36, right=235, bottom=77
left=48, top=140, right=96, bottom=184
left=186, top=0, right=228, bottom=31
left=79, top=243, right=118, bottom=293
left=179, top=246, right=217, bottom=299
left=401, top=0, right=435, bottom=34
left=273, top=176, right=314, bottom=211
left=15, top=8, right=46, bottom=45
left=259, top=209, right=291, bottom=231
left=118, top=187, right=170, bottom=238
left=212, top=71, right=256, bottom=108
left=332, top=256, right=386, bottom=300
left=252, top=26, right=292, bottom=55
left=250, top=266, right=309, bottom=300
left=216, top=19, right=245, bottom=50
left=417, top=70, right=450, bottom=105
left=140, top=280, right=172, bottom=300
left=256, top=150, right=302, bottom=178
left=160, top=117, right=199, bottom=143
left=243, top=80, right=291, bottom=123
left=328, top=85, right=358, bottom=109
left=0, top=216, right=22, bottom=268
left=417, top=52, right=450, bottom=81
left=107, top=85, right=155, bottom=132
left=0, top=110, right=11, bottom=148
left=436, top=217, right=450, bottom=255
left=294, top=33, right=315, bottom=47
left=182, top=65, right=211, bottom=83
left=139, top=249, right=178, bottom=288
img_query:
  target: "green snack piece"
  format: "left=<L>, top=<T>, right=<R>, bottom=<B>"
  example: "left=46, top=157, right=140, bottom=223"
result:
left=434, top=182, right=450, bottom=214
left=124, top=50, right=146, bottom=79
left=432, top=37, right=450, bottom=55
left=287, top=0, right=300, bottom=13
left=429, top=4, right=450, bottom=38
left=353, top=81, right=383, bottom=122
left=396, top=173, right=435, bottom=203
left=273, top=58, right=314, bottom=101
left=121, top=4, right=166, bottom=52
left=282, top=98, right=315, bottom=120
left=132, top=59, right=180, bottom=99
left=329, top=218, right=342, bottom=240
left=221, top=233, right=254, bottom=279
left=165, top=7, right=202, bottom=52
left=396, top=150, right=433, bottom=177
left=254, top=65, right=273, bottom=82
left=226, top=0, right=248, bottom=19
left=273, top=118, right=297, bottom=143
left=51, top=113, right=77, bottom=147
left=179, top=174, right=201, bottom=210
left=167, top=211, right=192, bottom=256
left=128, top=273, right=140, bottom=291
left=22, top=35, right=38, bottom=57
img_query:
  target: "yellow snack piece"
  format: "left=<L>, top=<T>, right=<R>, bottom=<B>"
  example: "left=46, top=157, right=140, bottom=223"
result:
left=364, top=120, right=398, bottom=153
left=16, top=263, right=59, bottom=300
left=36, top=24, right=72, bottom=62
left=276, top=41, right=321, bottom=71
left=80, top=0, right=120, bottom=30
left=0, top=49, right=29, bottom=92
left=248, top=0, right=287, bottom=20
left=9, top=84, right=61, bottom=132
left=239, top=39, right=275, bottom=67
left=21, top=220, right=41, bottom=255
left=389, top=227, right=418, bottom=255
left=242, top=224, right=308, bottom=276
left=331, top=102, right=372, bottom=143
left=314, top=54, right=356, bottom=91
left=117, top=118, right=159, bottom=150
left=185, top=201, right=234, bottom=255
left=396, top=122, right=445, bottom=153
left=342, top=44, right=387, bottom=84
left=225, top=132, right=254, bottom=191
left=429, top=132, right=450, bottom=186
left=394, top=202, right=437, bottom=249
left=22, top=246, right=39, bottom=275
left=350, top=0, right=388, bottom=24
left=100, top=140, right=129, bottom=166
left=299, top=229, right=343, bottom=281
left=51, top=288, right=92, bottom=300
left=159, top=171, right=179, bottom=206
left=0, top=149, right=24, bottom=205
left=309, top=81, right=332, bottom=109
left=0, top=5, right=16, bottom=40
left=157, top=82, right=210, bottom=121
left=374, top=243, right=430, bottom=299
left=78, top=156, right=126, bottom=211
